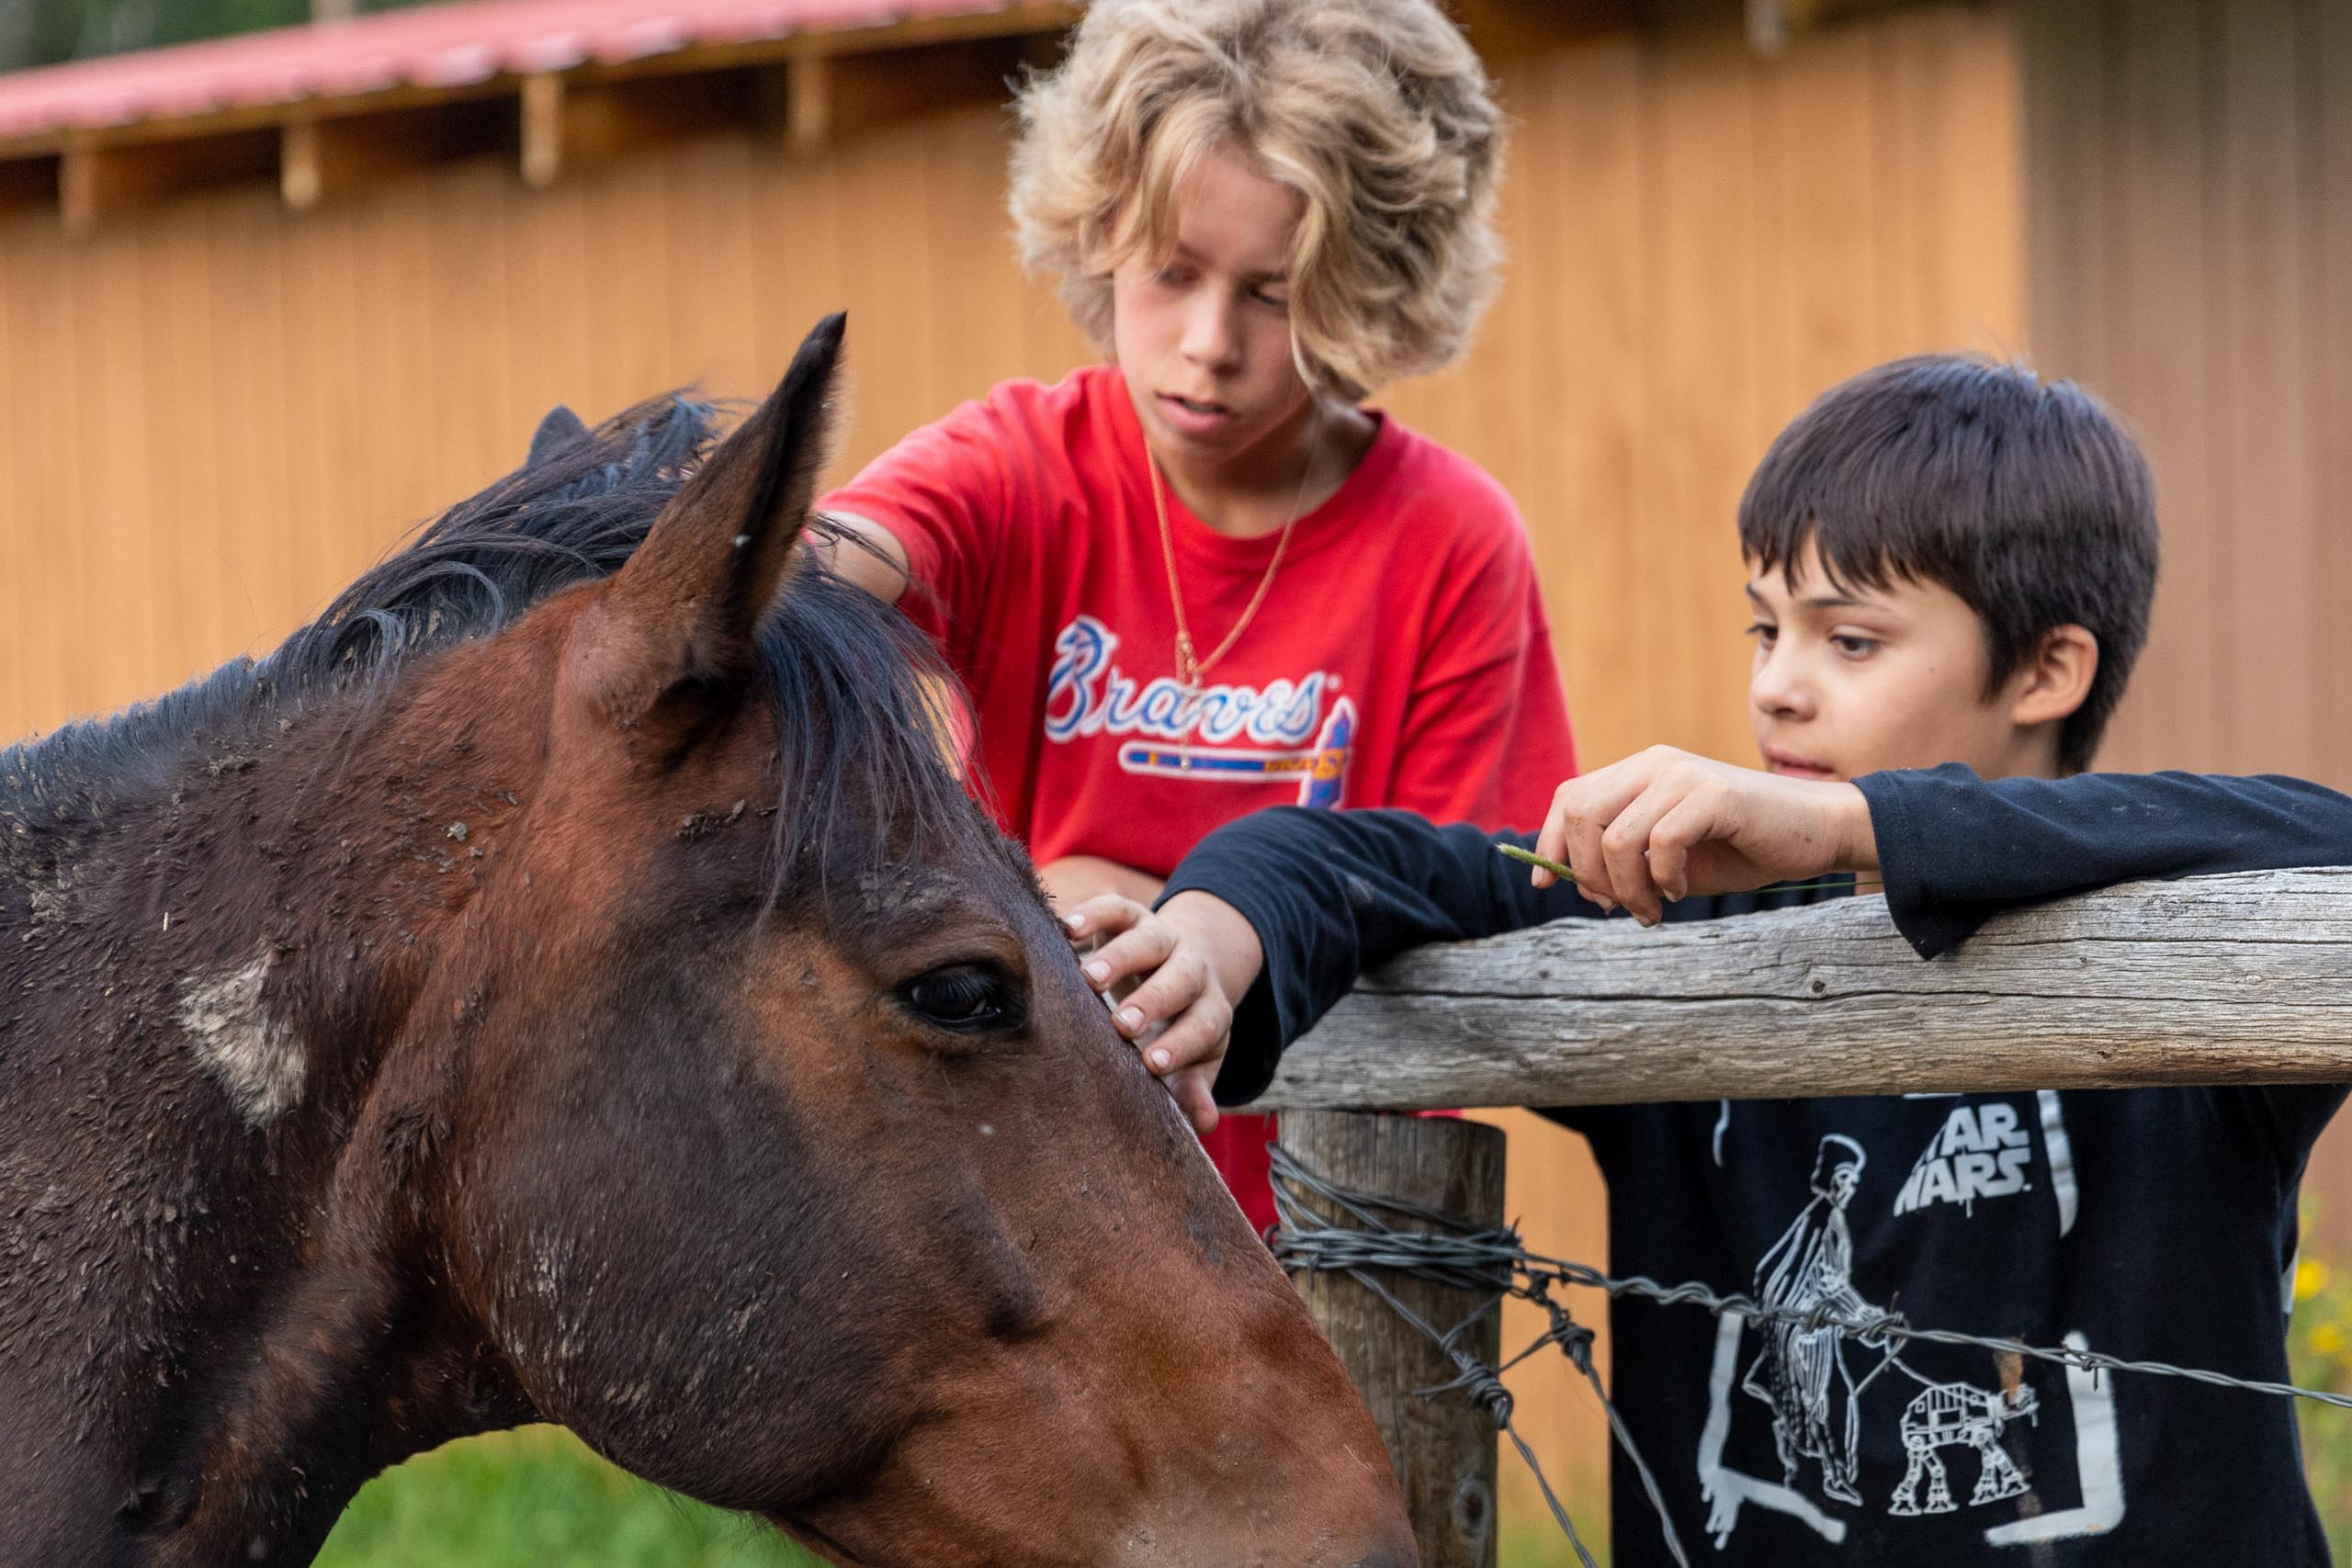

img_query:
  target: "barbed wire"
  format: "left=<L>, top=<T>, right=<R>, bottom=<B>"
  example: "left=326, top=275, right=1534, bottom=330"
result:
left=1268, top=1142, right=2352, bottom=1565
left=1270, top=1144, right=1690, bottom=1568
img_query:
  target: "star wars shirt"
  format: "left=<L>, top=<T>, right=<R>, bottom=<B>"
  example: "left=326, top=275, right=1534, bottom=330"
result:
left=1165, top=765, right=2352, bottom=1565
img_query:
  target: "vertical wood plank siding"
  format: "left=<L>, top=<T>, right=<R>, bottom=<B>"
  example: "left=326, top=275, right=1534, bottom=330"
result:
left=2026, top=0, right=2352, bottom=785
left=0, top=5, right=2019, bottom=1549
left=2024, top=0, right=2352, bottom=1274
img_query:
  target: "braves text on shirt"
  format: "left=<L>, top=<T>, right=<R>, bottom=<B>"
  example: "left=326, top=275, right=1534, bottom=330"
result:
left=1046, top=615, right=1357, bottom=807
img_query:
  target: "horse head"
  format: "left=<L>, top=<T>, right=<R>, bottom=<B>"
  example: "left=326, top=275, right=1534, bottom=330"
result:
left=40, top=317, right=1411, bottom=1567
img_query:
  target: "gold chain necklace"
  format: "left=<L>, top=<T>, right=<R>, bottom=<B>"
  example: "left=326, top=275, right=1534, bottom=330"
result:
left=1149, top=406, right=1323, bottom=715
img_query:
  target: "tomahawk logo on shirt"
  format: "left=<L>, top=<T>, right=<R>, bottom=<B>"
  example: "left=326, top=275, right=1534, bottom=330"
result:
left=1045, top=616, right=1356, bottom=807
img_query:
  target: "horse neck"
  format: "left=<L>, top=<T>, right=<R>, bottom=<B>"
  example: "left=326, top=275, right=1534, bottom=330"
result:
left=4, top=671, right=522, bottom=1124
left=0, top=645, right=552, bottom=1554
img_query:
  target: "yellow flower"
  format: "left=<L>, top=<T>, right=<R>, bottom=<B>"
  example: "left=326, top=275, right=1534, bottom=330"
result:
left=2299, top=1259, right=2332, bottom=1303
left=2309, top=1322, right=2345, bottom=1358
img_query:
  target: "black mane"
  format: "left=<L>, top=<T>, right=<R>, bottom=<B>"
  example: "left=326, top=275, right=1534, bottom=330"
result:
left=273, top=394, right=707, bottom=689
left=0, top=396, right=1002, bottom=889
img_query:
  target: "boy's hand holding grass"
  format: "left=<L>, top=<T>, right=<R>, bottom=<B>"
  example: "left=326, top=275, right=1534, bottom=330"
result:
left=1528, top=746, right=1880, bottom=926
left=1061, top=892, right=1264, bottom=1137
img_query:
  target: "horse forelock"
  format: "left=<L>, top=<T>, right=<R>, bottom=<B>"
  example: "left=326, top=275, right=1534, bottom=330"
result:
left=748, top=568, right=1026, bottom=908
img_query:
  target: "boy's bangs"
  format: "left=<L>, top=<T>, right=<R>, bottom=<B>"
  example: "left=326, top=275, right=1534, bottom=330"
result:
left=1739, top=492, right=1953, bottom=602
left=1109, top=98, right=1226, bottom=276
left=1737, top=364, right=1987, bottom=601
left=1744, top=511, right=1875, bottom=594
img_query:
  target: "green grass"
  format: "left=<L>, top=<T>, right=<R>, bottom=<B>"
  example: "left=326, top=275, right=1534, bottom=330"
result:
left=1500, top=1522, right=1607, bottom=1567
left=316, top=1427, right=821, bottom=1568
left=324, top=1426, right=1589, bottom=1567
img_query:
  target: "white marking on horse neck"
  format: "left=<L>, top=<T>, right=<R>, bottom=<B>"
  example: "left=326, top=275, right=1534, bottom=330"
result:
left=178, top=951, right=305, bottom=1126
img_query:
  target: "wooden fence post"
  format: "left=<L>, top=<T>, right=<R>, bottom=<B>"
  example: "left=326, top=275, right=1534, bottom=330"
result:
left=1283, top=1111, right=1506, bottom=1568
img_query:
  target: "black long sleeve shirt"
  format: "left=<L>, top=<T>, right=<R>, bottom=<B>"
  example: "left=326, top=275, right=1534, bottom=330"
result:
left=1163, top=766, right=2352, bottom=1567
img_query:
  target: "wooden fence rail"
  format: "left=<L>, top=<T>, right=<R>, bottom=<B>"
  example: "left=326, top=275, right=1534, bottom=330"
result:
left=1256, top=867, right=2352, bottom=1113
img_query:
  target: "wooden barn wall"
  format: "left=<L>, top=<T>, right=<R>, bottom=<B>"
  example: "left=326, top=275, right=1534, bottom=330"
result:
left=0, top=3, right=2020, bottom=1553
left=2025, top=0, right=2352, bottom=788
left=2020, top=0, right=2352, bottom=1269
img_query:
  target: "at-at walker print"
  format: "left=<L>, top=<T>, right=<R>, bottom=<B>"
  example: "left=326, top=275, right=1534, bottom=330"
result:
left=1696, top=1115, right=2122, bottom=1551
left=1889, top=1379, right=2038, bottom=1516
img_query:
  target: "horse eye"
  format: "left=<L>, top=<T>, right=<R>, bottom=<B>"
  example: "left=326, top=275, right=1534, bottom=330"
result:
left=902, top=964, right=1012, bottom=1032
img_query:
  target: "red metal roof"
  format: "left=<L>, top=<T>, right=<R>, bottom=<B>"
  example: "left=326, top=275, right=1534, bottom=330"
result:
left=0, top=0, right=1038, bottom=141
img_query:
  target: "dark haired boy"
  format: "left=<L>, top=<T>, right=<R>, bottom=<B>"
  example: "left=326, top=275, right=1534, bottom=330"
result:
left=1067, top=355, right=2352, bottom=1564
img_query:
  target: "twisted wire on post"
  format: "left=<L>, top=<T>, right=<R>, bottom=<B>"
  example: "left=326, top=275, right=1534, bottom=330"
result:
left=1270, top=1145, right=1676, bottom=1568
left=1271, top=1140, right=2352, bottom=1568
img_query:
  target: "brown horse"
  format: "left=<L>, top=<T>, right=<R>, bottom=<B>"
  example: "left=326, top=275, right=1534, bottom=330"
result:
left=0, top=316, right=1413, bottom=1567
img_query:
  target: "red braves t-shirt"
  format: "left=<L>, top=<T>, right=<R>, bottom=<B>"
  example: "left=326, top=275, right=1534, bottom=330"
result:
left=824, top=365, right=1577, bottom=1229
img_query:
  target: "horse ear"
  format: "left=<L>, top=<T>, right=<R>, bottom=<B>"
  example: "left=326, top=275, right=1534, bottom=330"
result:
left=581, top=313, right=846, bottom=731
left=526, top=405, right=589, bottom=467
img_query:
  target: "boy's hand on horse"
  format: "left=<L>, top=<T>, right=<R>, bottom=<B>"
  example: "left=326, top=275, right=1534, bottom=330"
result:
left=1531, top=746, right=1880, bottom=926
left=1062, top=891, right=1263, bottom=1137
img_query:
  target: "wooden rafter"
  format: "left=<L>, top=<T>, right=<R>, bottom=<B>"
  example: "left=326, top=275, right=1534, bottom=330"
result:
left=59, top=125, right=278, bottom=236
left=525, top=67, right=777, bottom=187
left=277, top=96, right=512, bottom=212
left=0, top=3, right=1079, bottom=232
left=1744, top=0, right=1932, bottom=52
left=783, top=34, right=1039, bottom=156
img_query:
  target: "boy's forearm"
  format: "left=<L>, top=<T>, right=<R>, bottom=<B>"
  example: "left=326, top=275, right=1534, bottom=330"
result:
left=1160, top=807, right=1591, bottom=1101
left=1856, top=766, right=2352, bottom=957
left=1041, top=855, right=1166, bottom=911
